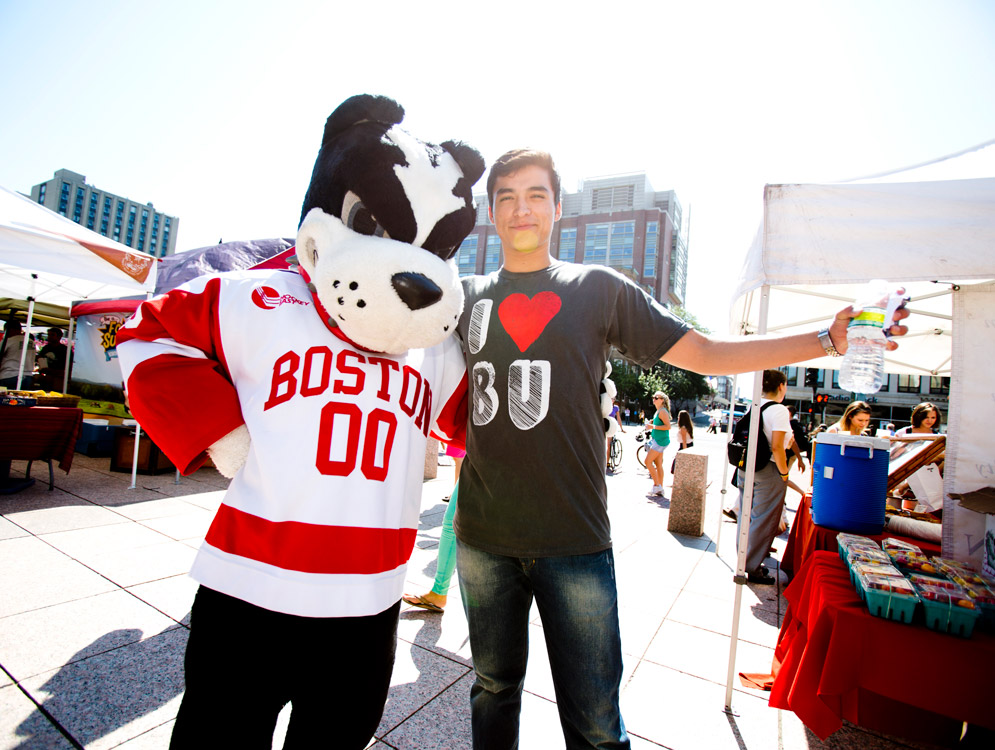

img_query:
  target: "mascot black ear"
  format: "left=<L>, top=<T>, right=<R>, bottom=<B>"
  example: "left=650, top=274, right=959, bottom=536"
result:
left=322, top=94, right=405, bottom=143
left=441, top=140, right=486, bottom=187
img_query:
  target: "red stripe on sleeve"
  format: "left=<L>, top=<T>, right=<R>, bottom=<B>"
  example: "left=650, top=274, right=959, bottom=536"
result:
left=204, top=504, right=418, bottom=575
left=430, top=373, right=467, bottom=451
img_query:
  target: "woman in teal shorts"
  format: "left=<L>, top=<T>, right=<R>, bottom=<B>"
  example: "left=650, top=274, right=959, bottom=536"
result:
left=645, top=391, right=671, bottom=497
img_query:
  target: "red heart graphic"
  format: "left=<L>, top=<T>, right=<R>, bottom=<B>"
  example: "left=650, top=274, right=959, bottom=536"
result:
left=498, top=292, right=562, bottom=352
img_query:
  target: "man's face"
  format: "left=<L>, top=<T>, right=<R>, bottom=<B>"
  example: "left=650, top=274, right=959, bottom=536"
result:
left=487, top=165, right=562, bottom=258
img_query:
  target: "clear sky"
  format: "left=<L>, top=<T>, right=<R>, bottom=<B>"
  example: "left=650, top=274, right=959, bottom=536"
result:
left=1, top=0, right=993, bottom=337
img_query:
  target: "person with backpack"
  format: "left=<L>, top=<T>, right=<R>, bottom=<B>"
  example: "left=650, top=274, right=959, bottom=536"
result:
left=785, top=405, right=809, bottom=474
left=734, top=369, right=791, bottom=585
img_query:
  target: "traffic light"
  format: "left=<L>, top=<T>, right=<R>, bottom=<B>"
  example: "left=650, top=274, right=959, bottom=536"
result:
left=815, top=393, right=829, bottom=404
left=805, top=368, right=819, bottom=388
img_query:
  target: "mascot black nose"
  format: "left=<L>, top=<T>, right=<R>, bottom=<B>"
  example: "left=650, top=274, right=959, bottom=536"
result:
left=391, top=272, right=443, bottom=311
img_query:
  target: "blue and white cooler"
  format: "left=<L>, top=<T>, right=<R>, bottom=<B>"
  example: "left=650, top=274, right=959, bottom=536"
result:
left=811, top=432, right=891, bottom=534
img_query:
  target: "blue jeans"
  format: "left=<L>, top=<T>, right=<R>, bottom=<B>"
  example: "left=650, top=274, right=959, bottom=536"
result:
left=456, top=541, right=630, bottom=750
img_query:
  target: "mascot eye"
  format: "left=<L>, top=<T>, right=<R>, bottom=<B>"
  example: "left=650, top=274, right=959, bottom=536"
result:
left=341, top=191, right=386, bottom=238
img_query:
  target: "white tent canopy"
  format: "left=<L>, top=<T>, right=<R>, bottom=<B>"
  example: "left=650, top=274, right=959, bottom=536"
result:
left=730, top=177, right=995, bottom=376
left=0, top=185, right=157, bottom=308
left=1, top=184, right=157, bottom=396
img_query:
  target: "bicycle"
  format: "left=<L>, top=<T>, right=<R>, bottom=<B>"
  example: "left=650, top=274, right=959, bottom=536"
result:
left=607, top=434, right=623, bottom=473
left=635, top=430, right=649, bottom=468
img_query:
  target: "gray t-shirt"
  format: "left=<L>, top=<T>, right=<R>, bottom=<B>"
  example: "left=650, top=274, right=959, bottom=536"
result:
left=454, top=261, right=689, bottom=557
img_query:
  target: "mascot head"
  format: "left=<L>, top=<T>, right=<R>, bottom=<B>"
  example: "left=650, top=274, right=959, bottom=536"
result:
left=294, top=94, right=484, bottom=354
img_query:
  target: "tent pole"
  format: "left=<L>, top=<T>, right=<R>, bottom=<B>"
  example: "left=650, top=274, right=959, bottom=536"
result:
left=62, top=317, right=74, bottom=394
left=129, top=425, right=141, bottom=490
left=15, top=274, right=39, bottom=390
left=724, top=284, right=771, bottom=711
left=129, top=290, right=154, bottom=488
left=714, top=374, right=739, bottom=554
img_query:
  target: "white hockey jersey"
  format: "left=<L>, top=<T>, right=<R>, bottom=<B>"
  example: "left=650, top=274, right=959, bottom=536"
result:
left=117, top=268, right=467, bottom=617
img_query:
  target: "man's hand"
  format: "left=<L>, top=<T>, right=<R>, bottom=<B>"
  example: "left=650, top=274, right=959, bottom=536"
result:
left=827, top=288, right=910, bottom=354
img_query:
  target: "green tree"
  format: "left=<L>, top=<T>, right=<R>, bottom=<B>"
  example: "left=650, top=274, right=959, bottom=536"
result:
left=670, top=305, right=711, bottom=335
left=631, top=304, right=713, bottom=409
left=608, top=367, right=641, bottom=402
left=638, top=363, right=710, bottom=403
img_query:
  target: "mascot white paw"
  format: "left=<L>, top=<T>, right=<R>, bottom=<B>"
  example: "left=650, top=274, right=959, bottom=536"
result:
left=207, top=424, right=251, bottom=479
left=600, top=361, right=618, bottom=438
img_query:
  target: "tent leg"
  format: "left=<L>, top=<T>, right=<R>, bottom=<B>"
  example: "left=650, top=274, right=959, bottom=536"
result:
left=724, top=582, right=747, bottom=710
left=129, top=426, right=141, bottom=490
left=724, top=285, right=771, bottom=712
left=714, top=374, right=739, bottom=554
left=15, top=283, right=37, bottom=391
left=63, top=318, right=74, bottom=394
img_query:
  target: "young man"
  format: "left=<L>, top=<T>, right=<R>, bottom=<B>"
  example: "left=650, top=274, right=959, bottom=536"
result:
left=453, top=149, right=908, bottom=749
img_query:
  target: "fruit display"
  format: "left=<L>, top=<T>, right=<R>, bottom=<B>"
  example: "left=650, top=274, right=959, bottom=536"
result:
left=835, top=532, right=986, bottom=634
left=882, top=538, right=922, bottom=555
left=886, top=550, right=938, bottom=575
left=861, top=573, right=916, bottom=595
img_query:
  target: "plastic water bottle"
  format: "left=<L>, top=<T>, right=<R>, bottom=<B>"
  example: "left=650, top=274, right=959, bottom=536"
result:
left=838, top=280, right=904, bottom=394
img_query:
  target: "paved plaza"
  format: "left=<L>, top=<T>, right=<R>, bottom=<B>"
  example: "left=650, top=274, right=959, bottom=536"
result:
left=0, top=428, right=941, bottom=749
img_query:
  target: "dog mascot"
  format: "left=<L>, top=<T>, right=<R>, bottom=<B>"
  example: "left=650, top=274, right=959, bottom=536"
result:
left=117, top=95, right=482, bottom=748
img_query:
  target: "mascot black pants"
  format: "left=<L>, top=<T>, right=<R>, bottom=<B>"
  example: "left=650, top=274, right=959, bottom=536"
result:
left=169, top=586, right=399, bottom=749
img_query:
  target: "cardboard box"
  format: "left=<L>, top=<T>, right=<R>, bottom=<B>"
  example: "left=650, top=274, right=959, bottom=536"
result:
left=110, top=428, right=175, bottom=475
left=949, top=488, right=995, bottom=578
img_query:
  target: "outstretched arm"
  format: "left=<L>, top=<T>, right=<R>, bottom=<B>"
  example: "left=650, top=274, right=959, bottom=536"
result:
left=662, top=306, right=909, bottom=376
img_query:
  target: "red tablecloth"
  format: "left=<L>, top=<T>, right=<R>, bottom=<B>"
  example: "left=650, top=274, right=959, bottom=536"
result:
left=0, top=406, right=83, bottom=472
left=781, top=493, right=941, bottom=578
left=770, top=551, right=995, bottom=743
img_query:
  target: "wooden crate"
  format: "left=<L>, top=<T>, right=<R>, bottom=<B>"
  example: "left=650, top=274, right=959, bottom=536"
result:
left=110, top=429, right=175, bottom=475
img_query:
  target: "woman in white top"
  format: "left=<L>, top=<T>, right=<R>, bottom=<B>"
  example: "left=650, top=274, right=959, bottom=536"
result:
left=895, top=402, right=941, bottom=436
left=735, top=369, right=792, bottom=585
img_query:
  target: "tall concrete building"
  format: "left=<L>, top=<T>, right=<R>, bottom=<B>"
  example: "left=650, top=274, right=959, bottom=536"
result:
left=457, top=171, right=688, bottom=306
left=30, top=169, right=179, bottom=257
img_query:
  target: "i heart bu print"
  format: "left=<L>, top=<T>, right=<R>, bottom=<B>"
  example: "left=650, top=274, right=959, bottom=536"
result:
left=497, top=292, right=562, bottom=352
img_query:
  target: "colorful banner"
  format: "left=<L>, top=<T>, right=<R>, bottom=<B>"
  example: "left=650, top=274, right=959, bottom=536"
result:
left=71, top=310, right=132, bottom=392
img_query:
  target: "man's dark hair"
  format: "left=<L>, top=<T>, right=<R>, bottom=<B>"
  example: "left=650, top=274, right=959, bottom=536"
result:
left=762, top=369, right=787, bottom=394
left=486, top=149, right=562, bottom=208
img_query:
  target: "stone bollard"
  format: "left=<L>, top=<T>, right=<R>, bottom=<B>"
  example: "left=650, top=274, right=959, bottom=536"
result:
left=667, top=448, right=708, bottom=536
left=424, top=437, right=439, bottom=480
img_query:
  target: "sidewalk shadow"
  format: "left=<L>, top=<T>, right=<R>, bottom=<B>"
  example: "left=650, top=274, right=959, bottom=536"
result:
left=378, top=610, right=472, bottom=747
left=13, top=626, right=186, bottom=748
